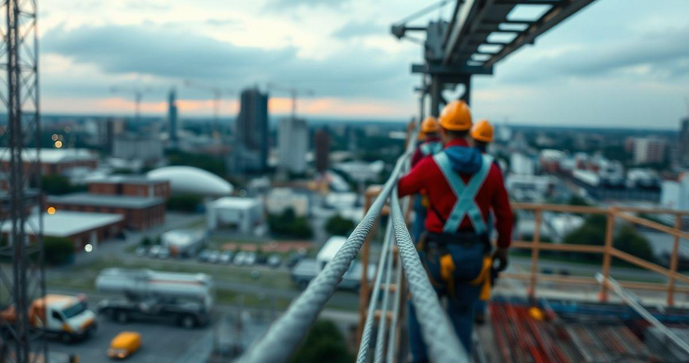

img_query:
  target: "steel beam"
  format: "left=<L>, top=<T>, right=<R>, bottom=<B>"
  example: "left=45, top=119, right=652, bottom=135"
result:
left=484, top=0, right=596, bottom=68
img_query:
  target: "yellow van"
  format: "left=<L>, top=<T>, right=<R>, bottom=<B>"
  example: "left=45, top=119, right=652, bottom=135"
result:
left=107, top=332, right=141, bottom=359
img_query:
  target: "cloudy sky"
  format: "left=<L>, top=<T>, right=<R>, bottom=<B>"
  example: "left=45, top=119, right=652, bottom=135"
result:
left=40, top=0, right=689, bottom=128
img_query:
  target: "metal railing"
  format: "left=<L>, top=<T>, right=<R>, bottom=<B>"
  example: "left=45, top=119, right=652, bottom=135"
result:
left=504, top=203, right=689, bottom=305
left=239, top=130, right=468, bottom=363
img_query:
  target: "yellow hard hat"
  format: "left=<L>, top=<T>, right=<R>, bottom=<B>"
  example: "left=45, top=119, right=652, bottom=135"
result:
left=438, top=100, right=472, bottom=131
left=420, top=116, right=440, bottom=134
left=471, top=119, right=494, bottom=143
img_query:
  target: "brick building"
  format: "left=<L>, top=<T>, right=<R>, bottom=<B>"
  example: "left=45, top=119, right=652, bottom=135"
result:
left=0, top=148, right=98, bottom=176
left=1, top=211, right=124, bottom=251
left=47, top=193, right=165, bottom=230
left=87, top=176, right=171, bottom=199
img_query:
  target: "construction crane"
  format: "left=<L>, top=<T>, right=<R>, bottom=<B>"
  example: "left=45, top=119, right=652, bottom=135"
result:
left=266, top=83, right=314, bottom=119
left=110, top=86, right=153, bottom=123
left=184, top=80, right=234, bottom=139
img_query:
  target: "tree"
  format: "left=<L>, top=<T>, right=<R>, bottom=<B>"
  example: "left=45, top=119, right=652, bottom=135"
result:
left=290, top=320, right=352, bottom=363
left=268, top=208, right=313, bottom=239
left=41, top=175, right=81, bottom=195
left=614, top=226, right=655, bottom=262
left=44, top=237, right=75, bottom=266
left=563, top=214, right=655, bottom=264
left=167, top=194, right=202, bottom=212
left=140, top=237, right=152, bottom=247
left=325, top=215, right=356, bottom=237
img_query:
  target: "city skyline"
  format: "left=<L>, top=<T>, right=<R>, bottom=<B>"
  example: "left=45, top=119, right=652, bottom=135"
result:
left=39, top=0, right=689, bottom=128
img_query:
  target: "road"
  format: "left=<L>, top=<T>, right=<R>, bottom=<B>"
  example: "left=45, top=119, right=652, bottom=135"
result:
left=46, top=290, right=358, bottom=363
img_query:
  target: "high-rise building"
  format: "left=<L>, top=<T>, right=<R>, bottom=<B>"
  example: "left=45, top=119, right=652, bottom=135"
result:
left=678, top=117, right=689, bottom=166
left=99, top=118, right=125, bottom=153
left=113, top=134, right=164, bottom=163
left=234, top=87, right=269, bottom=172
left=314, top=129, right=330, bottom=173
left=630, top=136, right=667, bottom=165
left=168, top=88, right=178, bottom=144
left=278, top=117, right=308, bottom=173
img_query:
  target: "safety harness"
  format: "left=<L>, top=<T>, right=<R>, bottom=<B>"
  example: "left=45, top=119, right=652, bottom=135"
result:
left=420, top=141, right=443, bottom=157
left=428, top=151, right=495, bottom=301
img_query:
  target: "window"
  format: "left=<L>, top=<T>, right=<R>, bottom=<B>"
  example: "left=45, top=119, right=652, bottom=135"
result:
left=51, top=311, right=63, bottom=321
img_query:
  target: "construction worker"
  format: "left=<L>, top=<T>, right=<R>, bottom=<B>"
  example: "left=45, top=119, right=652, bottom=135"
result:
left=471, top=119, right=495, bottom=325
left=399, top=101, right=513, bottom=360
left=410, top=116, right=443, bottom=243
left=412, top=116, right=443, bottom=167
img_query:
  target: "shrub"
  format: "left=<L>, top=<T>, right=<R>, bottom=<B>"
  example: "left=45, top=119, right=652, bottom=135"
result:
left=290, top=320, right=352, bottom=363
left=44, top=237, right=75, bottom=266
left=325, top=215, right=356, bottom=237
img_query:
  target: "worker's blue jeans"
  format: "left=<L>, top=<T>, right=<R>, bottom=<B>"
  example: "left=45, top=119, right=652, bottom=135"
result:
left=411, top=196, right=426, bottom=244
left=408, top=242, right=484, bottom=362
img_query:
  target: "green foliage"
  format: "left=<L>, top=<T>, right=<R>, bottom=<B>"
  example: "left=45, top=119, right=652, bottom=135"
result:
left=140, top=237, right=152, bottom=247
left=290, top=320, right=352, bottom=363
left=325, top=215, right=356, bottom=237
left=44, top=237, right=75, bottom=266
left=567, top=195, right=591, bottom=207
left=268, top=208, right=313, bottom=239
left=167, top=194, right=202, bottom=212
left=41, top=175, right=85, bottom=195
left=614, top=226, right=654, bottom=262
left=166, top=150, right=226, bottom=177
left=562, top=214, right=655, bottom=263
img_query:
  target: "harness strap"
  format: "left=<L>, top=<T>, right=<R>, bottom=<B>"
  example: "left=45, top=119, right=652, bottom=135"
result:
left=433, top=152, right=493, bottom=235
left=420, top=141, right=442, bottom=156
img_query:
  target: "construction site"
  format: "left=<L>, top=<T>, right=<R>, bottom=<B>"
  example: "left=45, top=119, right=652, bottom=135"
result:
left=1, top=0, right=689, bottom=362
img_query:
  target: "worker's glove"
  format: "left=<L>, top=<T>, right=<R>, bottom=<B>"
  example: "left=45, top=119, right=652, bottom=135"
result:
left=492, top=248, right=509, bottom=272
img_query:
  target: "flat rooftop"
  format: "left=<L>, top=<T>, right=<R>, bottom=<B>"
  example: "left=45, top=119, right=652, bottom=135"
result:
left=48, top=192, right=165, bottom=209
left=208, top=197, right=260, bottom=210
left=87, top=174, right=168, bottom=186
left=0, top=211, right=123, bottom=237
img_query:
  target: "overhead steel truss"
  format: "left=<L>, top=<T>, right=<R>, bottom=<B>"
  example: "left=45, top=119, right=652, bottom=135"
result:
left=0, top=0, right=46, bottom=362
left=395, top=0, right=596, bottom=116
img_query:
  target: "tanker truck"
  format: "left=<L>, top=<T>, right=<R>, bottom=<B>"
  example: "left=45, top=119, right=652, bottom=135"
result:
left=0, top=294, right=97, bottom=343
left=95, top=268, right=213, bottom=329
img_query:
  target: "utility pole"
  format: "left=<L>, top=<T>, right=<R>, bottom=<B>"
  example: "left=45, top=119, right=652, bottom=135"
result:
left=0, top=0, right=47, bottom=362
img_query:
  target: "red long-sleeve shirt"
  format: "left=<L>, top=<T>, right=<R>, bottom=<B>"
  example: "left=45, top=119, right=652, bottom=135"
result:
left=398, top=139, right=514, bottom=248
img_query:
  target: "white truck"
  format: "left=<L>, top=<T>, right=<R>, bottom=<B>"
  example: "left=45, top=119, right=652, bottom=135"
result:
left=291, top=236, right=376, bottom=290
left=95, top=268, right=213, bottom=328
left=0, top=294, right=98, bottom=343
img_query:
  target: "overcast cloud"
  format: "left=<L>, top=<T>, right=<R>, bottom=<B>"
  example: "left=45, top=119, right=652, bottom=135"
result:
left=37, top=0, right=689, bottom=126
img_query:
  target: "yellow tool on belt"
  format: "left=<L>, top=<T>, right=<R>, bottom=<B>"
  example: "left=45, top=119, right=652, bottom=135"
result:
left=440, top=254, right=493, bottom=301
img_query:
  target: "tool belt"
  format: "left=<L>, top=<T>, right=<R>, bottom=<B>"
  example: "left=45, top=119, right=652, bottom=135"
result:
left=417, top=231, right=494, bottom=301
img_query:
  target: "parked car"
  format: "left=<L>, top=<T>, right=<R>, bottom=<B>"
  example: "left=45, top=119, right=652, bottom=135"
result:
left=197, top=249, right=212, bottom=262
left=219, top=251, right=233, bottom=264
left=207, top=251, right=220, bottom=264
left=234, top=252, right=247, bottom=266
left=267, top=254, right=282, bottom=268
left=148, top=245, right=162, bottom=258
left=286, top=253, right=303, bottom=268
left=156, top=248, right=170, bottom=259
left=244, top=252, right=257, bottom=266
left=135, top=246, right=148, bottom=257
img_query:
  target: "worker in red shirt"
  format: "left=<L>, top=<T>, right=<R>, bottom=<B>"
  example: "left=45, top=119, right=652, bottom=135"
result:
left=411, top=116, right=443, bottom=167
left=410, top=116, right=443, bottom=244
left=471, top=119, right=496, bottom=325
left=399, top=101, right=513, bottom=360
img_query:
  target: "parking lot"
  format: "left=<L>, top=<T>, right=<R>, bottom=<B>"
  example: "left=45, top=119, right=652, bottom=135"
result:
left=49, top=316, right=212, bottom=363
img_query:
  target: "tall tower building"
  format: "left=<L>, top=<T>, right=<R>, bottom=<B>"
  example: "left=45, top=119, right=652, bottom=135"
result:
left=168, top=88, right=178, bottom=144
left=234, top=87, right=269, bottom=172
left=278, top=117, right=308, bottom=174
left=314, top=128, right=330, bottom=173
left=679, top=117, right=689, bottom=166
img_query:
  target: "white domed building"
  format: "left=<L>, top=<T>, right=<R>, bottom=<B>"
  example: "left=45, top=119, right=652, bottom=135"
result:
left=147, top=166, right=233, bottom=197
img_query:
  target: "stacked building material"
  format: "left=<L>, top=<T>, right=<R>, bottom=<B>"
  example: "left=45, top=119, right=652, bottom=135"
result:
left=645, top=327, right=689, bottom=362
